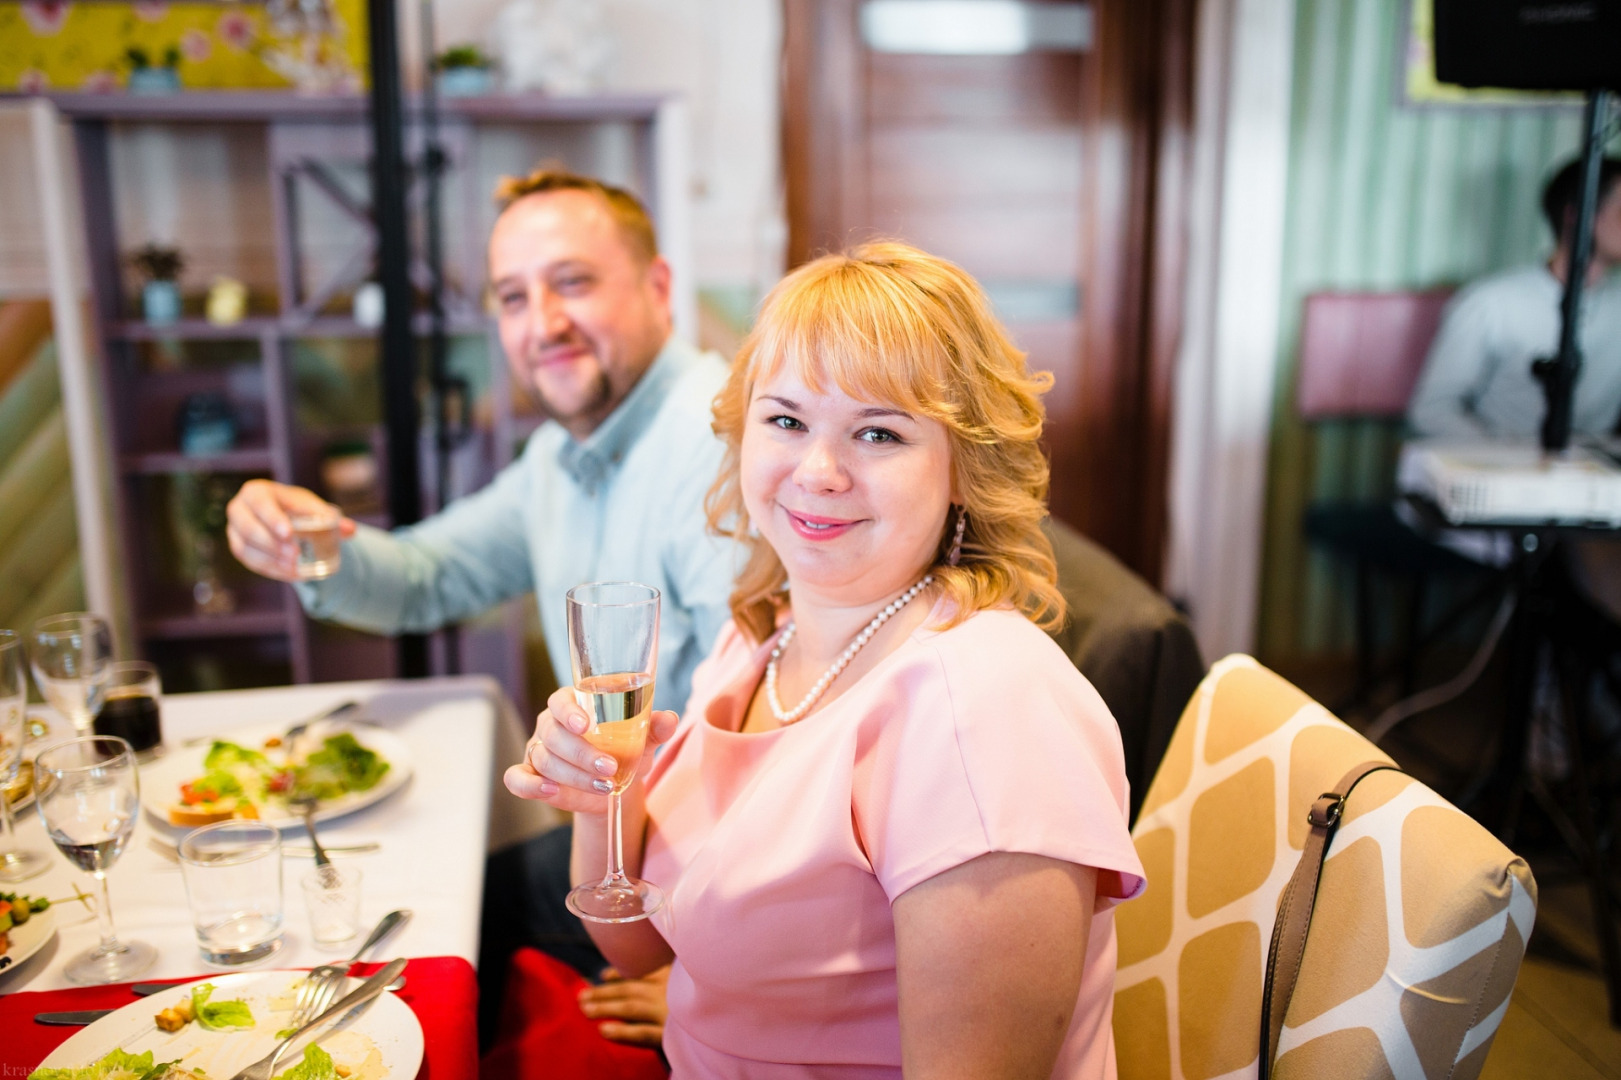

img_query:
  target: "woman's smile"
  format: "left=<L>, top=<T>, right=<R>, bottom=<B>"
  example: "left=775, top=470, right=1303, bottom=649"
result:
left=783, top=509, right=862, bottom=541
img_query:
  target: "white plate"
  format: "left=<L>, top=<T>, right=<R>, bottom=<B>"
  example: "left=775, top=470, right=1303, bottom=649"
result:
left=34, top=968, right=425, bottom=1077
left=140, top=722, right=414, bottom=831
left=0, top=904, right=55, bottom=977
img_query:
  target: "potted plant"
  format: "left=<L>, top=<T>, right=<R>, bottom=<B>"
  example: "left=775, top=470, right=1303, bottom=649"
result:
left=130, top=243, right=185, bottom=325
left=126, top=46, right=182, bottom=94
left=434, top=45, right=494, bottom=97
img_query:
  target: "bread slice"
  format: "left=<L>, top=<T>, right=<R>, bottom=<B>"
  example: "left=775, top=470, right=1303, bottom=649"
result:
left=167, top=797, right=260, bottom=827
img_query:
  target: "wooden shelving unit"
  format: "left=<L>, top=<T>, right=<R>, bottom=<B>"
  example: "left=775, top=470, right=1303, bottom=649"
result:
left=48, top=91, right=690, bottom=707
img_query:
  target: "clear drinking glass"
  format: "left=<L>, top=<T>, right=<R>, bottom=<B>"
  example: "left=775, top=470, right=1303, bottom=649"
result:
left=564, top=581, right=664, bottom=923
left=0, top=630, right=47, bottom=882
left=301, top=863, right=362, bottom=946
left=30, top=613, right=113, bottom=736
left=34, top=735, right=157, bottom=983
left=291, top=506, right=343, bottom=580
left=179, top=820, right=285, bottom=966
left=94, top=660, right=164, bottom=758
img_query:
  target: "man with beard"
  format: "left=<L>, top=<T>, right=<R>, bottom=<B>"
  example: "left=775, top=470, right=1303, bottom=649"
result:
left=226, top=168, right=734, bottom=718
left=227, top=171, right=723, bottom=1050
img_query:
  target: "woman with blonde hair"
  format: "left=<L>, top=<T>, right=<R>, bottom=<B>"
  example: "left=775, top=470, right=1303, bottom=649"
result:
left=509, top=241, right=1144, bottom=1078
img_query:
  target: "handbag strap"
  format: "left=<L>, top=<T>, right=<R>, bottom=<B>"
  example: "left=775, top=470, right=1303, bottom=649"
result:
left=1259, top=760, right=1403, bottom=1079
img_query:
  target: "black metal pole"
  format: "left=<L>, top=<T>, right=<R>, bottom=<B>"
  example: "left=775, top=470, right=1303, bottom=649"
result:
left=367, top=0, right=428, bottom=677
left=419, top=0, right=462, bottom=675
left=1536, top=89, right=1612, bottom=452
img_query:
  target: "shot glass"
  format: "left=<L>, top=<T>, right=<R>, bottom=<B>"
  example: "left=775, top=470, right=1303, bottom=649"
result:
left=290, top=506, right=343, bottom=581
left=179, top=821, right=284, bottom=967
left=301, top=864, right=362, bottom=946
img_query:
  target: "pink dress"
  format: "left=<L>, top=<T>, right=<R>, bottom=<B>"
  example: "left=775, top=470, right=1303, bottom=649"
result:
left=641, top=604, right=1146, bottom=1079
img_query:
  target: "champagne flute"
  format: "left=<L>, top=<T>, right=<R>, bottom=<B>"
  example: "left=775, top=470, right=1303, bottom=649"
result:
left=35, top=735, right=157, bottom=984
left=30, top=613, right=113, bottom=736
left=564, top=581, right=665, bottom=923
left=0, top=630, right=47, bottom=881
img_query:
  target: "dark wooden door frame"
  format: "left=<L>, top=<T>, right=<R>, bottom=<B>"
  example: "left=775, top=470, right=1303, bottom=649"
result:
left=781, top=0, right=1195, bottom=585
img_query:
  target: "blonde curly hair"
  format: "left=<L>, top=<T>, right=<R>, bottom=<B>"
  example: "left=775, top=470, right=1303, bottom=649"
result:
left=706, top=241, right=1064, bottom=644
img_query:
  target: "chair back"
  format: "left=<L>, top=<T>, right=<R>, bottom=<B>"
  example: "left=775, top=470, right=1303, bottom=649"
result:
left=1296, top=290, right=1454, bottom=420
left=1112, top=655, right=1535, bottom=1080
left=1044, top=518, right=1204, bottom=823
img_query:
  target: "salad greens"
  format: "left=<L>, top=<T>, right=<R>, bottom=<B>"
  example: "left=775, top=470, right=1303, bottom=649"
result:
left=204, top=741, right=272, bottom=773
left=295, top=733, right=389, bottom=799
left=28, top=1049, right=180, bottom=1080
left=191, top=981, right=256, bottom=1030
left=183, top=733, right=390, bottom=811
left=272, top=1044, right=337, bottom=1080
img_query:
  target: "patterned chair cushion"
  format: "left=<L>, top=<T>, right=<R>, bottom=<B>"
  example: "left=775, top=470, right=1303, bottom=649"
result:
left=1112, top=655, right=1537, bottom=1080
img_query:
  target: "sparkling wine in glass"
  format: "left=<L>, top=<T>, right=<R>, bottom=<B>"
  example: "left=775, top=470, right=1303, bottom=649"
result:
left=0, top=630, right=47, bottom=882
left=30, top=613, right=113, bottom=736
left=565, top=581, right=664, bottom=923
left=35, top=735, right=157, bottom=984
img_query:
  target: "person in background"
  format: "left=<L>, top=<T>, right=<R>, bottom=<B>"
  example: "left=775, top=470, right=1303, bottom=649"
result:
left=1407, top=156, right=1621, bottom=441
left=511, top=241, right=1144, bottom=1078
left=1407, top=156, right=1621, bottom=755
left=224, top=167, right=731, bottom=1046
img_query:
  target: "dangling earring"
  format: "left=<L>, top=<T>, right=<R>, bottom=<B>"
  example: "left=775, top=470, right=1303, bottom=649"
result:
left=947, top=506, right=967, bottom=567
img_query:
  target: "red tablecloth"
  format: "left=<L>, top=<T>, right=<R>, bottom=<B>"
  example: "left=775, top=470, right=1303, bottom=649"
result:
left=0, top=955, right=478, bottom=1079
left=482, top=948, right=667, bottom=1080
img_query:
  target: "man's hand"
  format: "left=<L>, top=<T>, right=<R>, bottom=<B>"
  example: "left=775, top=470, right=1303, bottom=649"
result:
left=225, top=479, right=356, bottom=582
left=579, top=965, right=669, bottom=1049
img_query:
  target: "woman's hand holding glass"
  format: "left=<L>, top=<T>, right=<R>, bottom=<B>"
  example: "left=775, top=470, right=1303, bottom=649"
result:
left=505, top=684, right=679, bottom=814
left=511, top=580, right=670, bottom=923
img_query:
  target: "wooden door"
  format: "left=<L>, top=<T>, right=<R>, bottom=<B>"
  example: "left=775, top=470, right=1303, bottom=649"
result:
left=783, top=0, right=1192, bottom=583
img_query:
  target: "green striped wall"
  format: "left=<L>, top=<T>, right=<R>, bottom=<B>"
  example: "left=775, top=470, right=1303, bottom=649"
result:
left=1256, top=0, right=1588, bottom=661
left=0, top=339, right=84, bottom=636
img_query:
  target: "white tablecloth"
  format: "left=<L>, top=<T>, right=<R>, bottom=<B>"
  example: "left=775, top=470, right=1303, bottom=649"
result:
left=0, top=675, right=560, bottom=994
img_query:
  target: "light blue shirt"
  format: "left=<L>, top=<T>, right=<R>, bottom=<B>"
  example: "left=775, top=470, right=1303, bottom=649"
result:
left=1408, top=265, right=1621, bottom=439
left=296, top=337, right=737, bottom=714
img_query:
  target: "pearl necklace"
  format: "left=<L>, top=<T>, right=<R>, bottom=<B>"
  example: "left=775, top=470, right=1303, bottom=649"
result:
left=765, top=574, right=934, bottom=724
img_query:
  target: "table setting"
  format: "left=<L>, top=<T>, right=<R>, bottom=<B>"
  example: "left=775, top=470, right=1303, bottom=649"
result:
left=0, top=668, right=543, bottom=1080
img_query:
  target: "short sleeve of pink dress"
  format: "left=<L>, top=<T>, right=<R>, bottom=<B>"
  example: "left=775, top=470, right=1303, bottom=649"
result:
left=640, top=604, right=1145, bottom=1080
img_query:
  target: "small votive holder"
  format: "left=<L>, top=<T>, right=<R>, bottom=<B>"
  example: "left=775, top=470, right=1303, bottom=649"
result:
left=290, top=506, right=342, bottom=581
left=302, top=864, right=362, bottom=946
left=179, top=821, right=285, bottom=967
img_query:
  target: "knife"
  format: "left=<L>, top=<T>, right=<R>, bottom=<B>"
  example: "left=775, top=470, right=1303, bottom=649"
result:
left=180, top=700, right=361, bottom=749
left=34, top=1009, right=115, bottom=1025
left=133, top=981, right=186, bottom=997
left=34, top=983, right=177, bottom=1024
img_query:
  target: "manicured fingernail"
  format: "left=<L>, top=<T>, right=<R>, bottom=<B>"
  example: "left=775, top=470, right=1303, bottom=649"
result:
left=569, top=715, right=588, bottom=734
left=592, top=779, right=612, bottom=793
left=594, top=756, right=615, bottom=775
left=539, top=782, right=558, bottom=797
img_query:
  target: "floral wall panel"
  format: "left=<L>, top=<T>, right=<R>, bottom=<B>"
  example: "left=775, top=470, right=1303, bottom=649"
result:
left=0, top=0, right=369, bottom=93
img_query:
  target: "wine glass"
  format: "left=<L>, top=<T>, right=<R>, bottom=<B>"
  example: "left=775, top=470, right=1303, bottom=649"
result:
left=0, top=630, right=47, bottom=881
left=30, top=613, right=113, bottom=736
left=35, top=735, right=157, bottom=984
left=564, top=581, right=665, bottom=923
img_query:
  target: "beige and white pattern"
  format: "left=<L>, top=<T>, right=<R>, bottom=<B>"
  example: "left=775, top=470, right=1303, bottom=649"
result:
left=1113, top=655, right=1536, bottom=1080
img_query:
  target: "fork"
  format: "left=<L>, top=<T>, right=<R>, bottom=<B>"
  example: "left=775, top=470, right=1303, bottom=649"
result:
left=290, top=793, right=334, bottom=872
left=230, top=958, right=406, bottom=1080
left=147, top=836, right=380, bottom=863
left=288, top=908, right=411, bottom=1029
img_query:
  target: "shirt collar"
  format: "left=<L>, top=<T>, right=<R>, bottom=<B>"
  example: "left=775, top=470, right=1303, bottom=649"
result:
left=556, top=336, right=685, bottom=493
